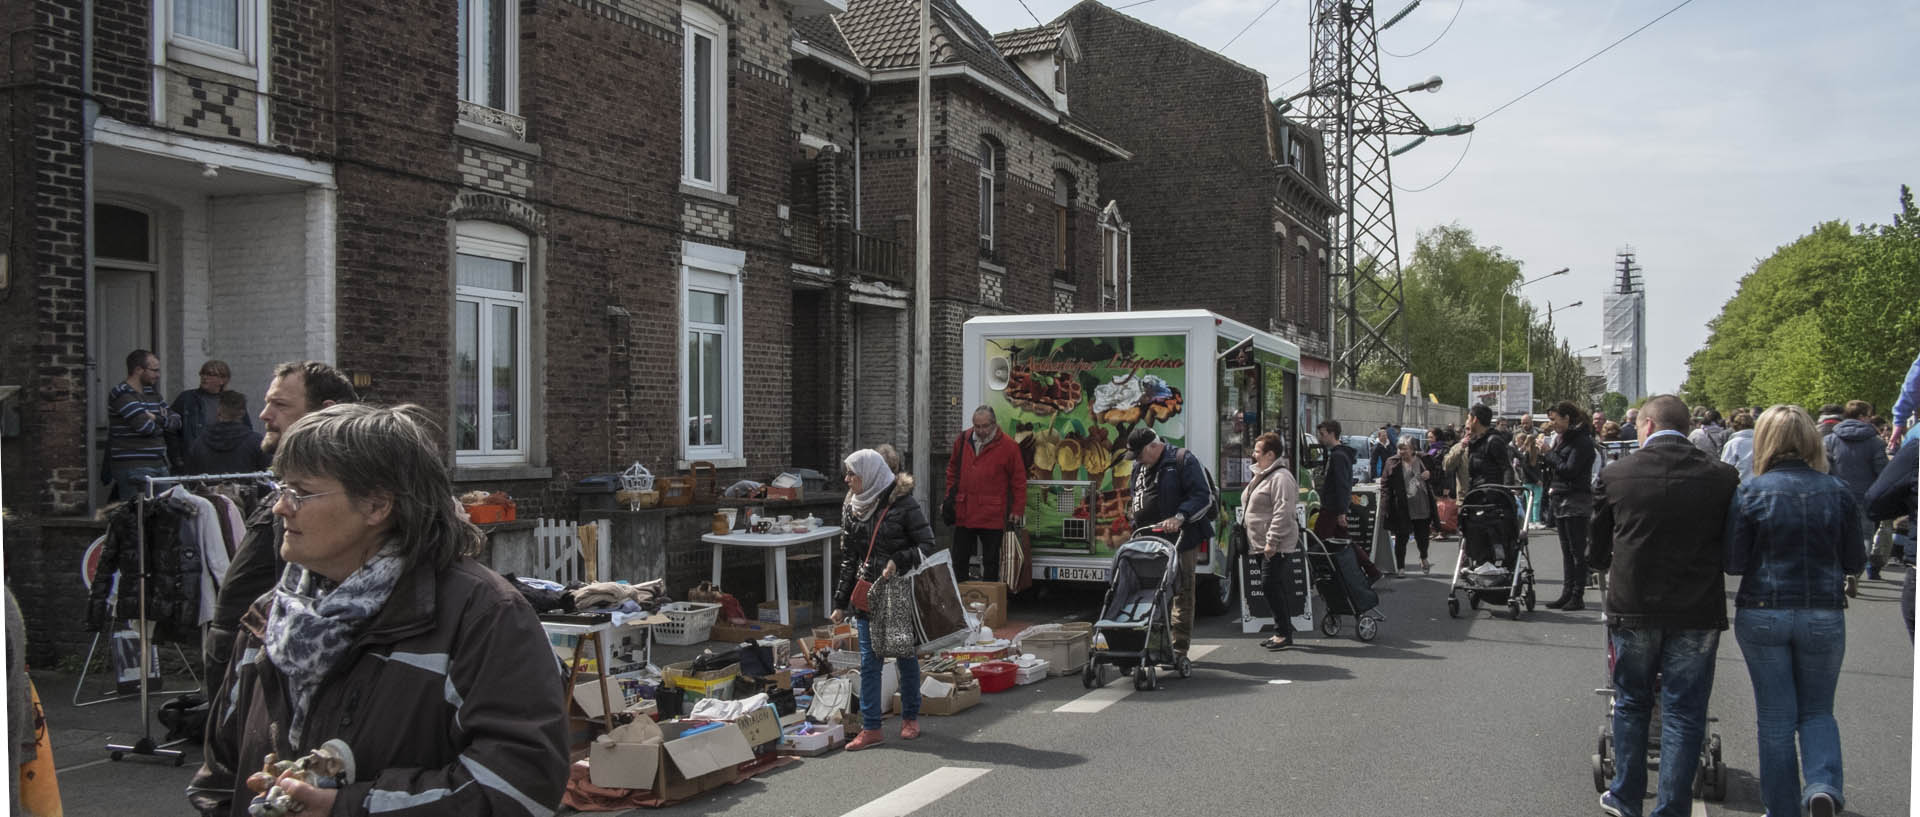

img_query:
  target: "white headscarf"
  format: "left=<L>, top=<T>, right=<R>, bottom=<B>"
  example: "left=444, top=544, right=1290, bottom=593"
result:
left=843, top=449, right=895, bottom=520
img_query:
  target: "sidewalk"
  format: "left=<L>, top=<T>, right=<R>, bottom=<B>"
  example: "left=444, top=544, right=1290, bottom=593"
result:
left=29, top=666, right=205, bottom=816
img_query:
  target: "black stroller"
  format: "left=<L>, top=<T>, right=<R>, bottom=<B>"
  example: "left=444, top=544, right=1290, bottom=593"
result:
left=1446, top=483, right=1537, bottom=619
left=1082, top=534, right=1191, bottom=691
left=1302, top=526, right=1383, bottom=641
left=1590, top=573, right=1728, bottom=801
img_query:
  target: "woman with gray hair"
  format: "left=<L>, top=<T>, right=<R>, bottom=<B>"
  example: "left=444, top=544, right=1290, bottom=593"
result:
left=189, top=403, right=567, bottom=817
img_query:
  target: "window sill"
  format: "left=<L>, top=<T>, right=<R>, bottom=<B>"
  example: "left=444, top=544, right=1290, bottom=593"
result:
left=457, top=100, right=528, bottom=141
left=679, top=184, right=740, bottom=208
left=452, top=464, right=554, bottom=482
left=677, top=457, right=746, bottom=470
left=977, top=258, right=1007, bottom=274
left=455, top=119, right=540, bottom=157
left=168, top=40, right=256, bottom=79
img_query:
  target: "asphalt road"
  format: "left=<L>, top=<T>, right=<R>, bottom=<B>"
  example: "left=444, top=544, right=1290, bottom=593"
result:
left=32, top=529, right=1915, bottom=816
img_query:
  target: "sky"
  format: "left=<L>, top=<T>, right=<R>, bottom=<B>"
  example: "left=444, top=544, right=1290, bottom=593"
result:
left=967, top=0, right=1920, bottom=394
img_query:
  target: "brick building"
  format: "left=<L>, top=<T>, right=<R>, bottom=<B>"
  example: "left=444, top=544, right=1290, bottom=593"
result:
left=0, top=0, right=842, bottom=662
left=788, top=0, right=1132, bottom=492
left=1057, top=1, right=1340, bottom=424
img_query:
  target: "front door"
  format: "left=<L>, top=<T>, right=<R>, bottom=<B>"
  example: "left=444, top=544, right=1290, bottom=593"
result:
left=92, top=202, right=159, bottom=507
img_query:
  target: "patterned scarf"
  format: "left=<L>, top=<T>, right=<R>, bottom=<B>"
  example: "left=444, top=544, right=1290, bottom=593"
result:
left=263, top=547, right=406, bottom=746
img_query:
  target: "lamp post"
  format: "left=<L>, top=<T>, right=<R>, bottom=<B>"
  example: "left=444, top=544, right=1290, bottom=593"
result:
left=1532, top=299, right=1583, bottom=370
left=1498, top=267, right=1568, bottom=374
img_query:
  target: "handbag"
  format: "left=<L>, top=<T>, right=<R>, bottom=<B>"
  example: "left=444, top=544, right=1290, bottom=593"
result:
left=867, top=575, right=917, bottom=658
left=849, top=498, right=897, bottom=612
left=1001, top=528, right=1033, bottom=593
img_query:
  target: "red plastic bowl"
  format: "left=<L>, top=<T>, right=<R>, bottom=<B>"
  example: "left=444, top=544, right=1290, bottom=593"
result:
left=970, top=661, right=1017, bottom=694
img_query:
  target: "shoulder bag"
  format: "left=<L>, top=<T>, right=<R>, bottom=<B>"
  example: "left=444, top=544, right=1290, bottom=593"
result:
left=849, top=498, right=897, bottom=612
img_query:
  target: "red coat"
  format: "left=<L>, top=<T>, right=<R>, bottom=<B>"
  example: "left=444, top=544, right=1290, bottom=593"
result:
left=945, top=429, right=1028, bottom=530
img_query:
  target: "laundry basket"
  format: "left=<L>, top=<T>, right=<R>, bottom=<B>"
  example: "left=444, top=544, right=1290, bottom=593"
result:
left=620, top=462, right=655, bottom=492
left=655, top=601, right=722, bottom=646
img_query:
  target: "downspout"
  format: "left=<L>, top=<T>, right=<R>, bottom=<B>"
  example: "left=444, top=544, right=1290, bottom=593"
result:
left=82, top=0, right=100, bottom=514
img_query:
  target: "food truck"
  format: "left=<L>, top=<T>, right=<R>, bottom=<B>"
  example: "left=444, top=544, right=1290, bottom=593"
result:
left=961, top=310, right=1302, bottom=615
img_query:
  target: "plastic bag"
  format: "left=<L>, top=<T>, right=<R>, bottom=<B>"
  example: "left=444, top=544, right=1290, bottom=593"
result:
left=866, top=575, right=917, bottom=658
left=908, top=551, right=970, bottom=655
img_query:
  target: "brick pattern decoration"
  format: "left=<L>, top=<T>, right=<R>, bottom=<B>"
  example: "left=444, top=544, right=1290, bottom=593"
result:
left=459, top=145, right=535, bottom=198
left=169, top=67, right=257, bottom=141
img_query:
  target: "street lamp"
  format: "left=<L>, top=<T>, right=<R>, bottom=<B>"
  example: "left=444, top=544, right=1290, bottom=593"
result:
left=1529, top=299, right=1584, bottom=371
left=1499, top=267, right=1569, bottom=373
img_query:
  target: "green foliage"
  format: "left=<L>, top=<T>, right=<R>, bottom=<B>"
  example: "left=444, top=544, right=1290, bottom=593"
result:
left=1682, top=186, right=1920, bottom=414
left=1602, top=392, right=1629, bottom=418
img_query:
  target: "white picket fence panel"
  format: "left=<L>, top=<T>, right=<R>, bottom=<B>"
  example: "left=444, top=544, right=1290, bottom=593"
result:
left=532, top=518, right=611, bottom=584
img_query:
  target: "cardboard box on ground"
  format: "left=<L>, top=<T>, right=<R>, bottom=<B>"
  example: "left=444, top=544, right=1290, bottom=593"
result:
left=590, top=717, right=757, bottom=799
left=958, top=582, right=1008, bottom=628
left=891, top=670, right=981, bottom=716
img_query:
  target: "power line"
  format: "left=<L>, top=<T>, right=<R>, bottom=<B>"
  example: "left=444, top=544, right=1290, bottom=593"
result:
left=1393, top=129, right=1473, bottom=192
left=1382, top=0, right=1465, bottom=58
left=1114, top=0, right=1161, bottom=9
left=1222, top=0, right=1285, bottom=50
left=1474, top=0, right=1699, bottom=124
left=1015, top=0, right=1043, bottom=26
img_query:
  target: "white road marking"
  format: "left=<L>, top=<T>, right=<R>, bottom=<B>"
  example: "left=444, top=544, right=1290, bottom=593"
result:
left=54, top=758, right=113, bottom=774
left=1268, top=679, right=1293, bottom=685
left=1054, top=643, right=1219, bottom=713
left=1694, top=798, right=1709, bottom=817
left=837, top=766, right=991, bottom=817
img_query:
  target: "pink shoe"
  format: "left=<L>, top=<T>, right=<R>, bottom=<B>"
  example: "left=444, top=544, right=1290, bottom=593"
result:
left=846, top=728, right=885, bottom=751
left=900, top=719, right=921, bottom=740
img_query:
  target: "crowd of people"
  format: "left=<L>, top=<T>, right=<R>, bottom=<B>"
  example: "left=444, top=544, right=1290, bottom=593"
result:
left=104, top=351, right=268, bottom=501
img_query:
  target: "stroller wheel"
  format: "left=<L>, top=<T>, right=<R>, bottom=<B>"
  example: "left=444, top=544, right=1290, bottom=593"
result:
left=1524, top=585, right=1537, bottom=612
left=1468, top=592, right=1482, bottom=610
left=1082, top=662, right=1098, bottom=689
left=1356, top=616, right=1378, bottom=642
left=1509, top=600, right=1523, bottom=620
left=1446, top=596, right=1460, bottom=618
left=1320, top=614, right=1340, bottom=637
left=1592, top=752, right=1607, bottom=793
left=1133, top=665, right=1155, bottom=691
left=1176, top=655, right=1192, bottom=679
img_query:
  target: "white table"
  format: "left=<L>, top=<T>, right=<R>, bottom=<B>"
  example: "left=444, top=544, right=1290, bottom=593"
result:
left=701, top=527, right=843, bottom=626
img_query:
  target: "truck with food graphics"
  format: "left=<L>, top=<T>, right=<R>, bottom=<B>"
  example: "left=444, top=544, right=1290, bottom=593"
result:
left=961, top=310, right=1303, bottom=616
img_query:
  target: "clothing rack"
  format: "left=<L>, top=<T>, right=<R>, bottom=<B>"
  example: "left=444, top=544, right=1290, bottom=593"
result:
left=103, top=471, right=275, bottom=765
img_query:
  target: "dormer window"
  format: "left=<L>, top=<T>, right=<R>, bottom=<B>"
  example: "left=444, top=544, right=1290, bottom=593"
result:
left=1054, top=52, right=1065, bottom=92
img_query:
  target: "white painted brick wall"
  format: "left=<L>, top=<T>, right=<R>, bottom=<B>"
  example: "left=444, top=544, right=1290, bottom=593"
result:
left=209, top=192, right=316, bottom=394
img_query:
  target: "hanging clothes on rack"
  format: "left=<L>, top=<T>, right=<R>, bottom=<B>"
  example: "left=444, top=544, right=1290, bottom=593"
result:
left=158, top=486, right=229, bottom=627
left=86, top=500, right=200, bottom=644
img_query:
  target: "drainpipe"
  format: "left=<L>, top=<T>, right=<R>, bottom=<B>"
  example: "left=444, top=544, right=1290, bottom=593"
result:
left=82, top=0, right=100, bottom=515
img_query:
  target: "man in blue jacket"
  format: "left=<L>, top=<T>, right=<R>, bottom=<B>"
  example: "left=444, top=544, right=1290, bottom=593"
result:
left=1866, top=437, right=1917, bottom=639
left=1126, top=427, right=1216, bottom=658
left=1826, top=400, right=1889, bottom=578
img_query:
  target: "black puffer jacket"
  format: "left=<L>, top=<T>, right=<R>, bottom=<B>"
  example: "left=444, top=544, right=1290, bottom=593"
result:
left=1543, top=426, right=1598, bottom=496
left=832, top=476, right=934, bottom=618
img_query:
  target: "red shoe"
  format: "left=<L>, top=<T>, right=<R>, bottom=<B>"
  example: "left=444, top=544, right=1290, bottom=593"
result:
left=846, top=728, right=885, bottom=751
left=900, top=719, right=921, bottom=740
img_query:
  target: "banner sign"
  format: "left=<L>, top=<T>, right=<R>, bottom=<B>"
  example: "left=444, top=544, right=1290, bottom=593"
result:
left=1467, top=372, right=1534, bottom=418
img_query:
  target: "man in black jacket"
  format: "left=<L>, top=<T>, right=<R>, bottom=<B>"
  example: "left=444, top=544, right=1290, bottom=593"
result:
left=1126, top=427, right=1216, bottom=658
left=1313, top=421, right=1355, bottom=541
left=1588, top=395, right=1740, bottom=817
left=1866, top=436, right=1917, bottom=639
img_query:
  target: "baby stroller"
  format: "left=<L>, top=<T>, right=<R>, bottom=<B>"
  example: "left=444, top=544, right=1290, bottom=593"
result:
left=1590, top=574, right=1728, bottom=801
left=1082, top=533, right=1191, bottom=692
left=1445, top=484, right=1536, bottom=619
left=1303, top=525, right=1383, bottom=641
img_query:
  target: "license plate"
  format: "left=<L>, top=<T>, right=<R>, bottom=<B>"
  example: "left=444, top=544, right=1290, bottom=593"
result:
left=1049, top=567, right=1107, bottom=582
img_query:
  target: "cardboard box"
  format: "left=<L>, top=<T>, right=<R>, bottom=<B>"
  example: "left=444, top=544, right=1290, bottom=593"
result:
left=735, top=706, right=783, bottom=749
left=709, top=619, right=794, bottom=643
left=572, top=673, right=655, bottom=719
left=959, top=582, right=1009, bottom=628
left=588, top=718, right=754, bottom=799
left=892, top=671, right=981, bottom=716
left=757, top=600, right=814, bottom=628
left=780, top=722, right=843, bottom=754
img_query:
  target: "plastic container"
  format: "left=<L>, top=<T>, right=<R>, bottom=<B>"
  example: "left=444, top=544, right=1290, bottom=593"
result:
left=571, top=476, right=620, bottom=512
left=1021, top=626, right=1092, bottom=676
left=654, top=601, right=722, bottom=645
left=970, top=661, right=1017, bottom=694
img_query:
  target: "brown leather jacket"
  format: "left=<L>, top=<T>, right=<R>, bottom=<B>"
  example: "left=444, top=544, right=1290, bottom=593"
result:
left=188, top=558, right=568, bottom=817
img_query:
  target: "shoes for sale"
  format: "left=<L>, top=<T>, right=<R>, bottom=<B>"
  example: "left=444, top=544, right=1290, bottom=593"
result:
left=1808, top=792, right=1837, bottom=817
left=900, top=719, right=921, bottom=740
left=847, top=729, right=885, bottom=751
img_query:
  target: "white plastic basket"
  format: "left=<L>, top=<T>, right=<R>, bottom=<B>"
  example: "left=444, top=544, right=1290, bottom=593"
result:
left=654, top=601, right=721, bottom=645
left=620, top=462, right=654, bottom=492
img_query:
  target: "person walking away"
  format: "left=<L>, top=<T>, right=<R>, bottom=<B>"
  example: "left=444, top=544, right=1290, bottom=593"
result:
left=831, top=449, right=933, bottom=751
left=107, top=349, right=182, bottom=500
left=1725, top=405, right=1864, bottom=817
left=1588, top=395, right=1740, bottom=817
left=1126, top=428, right=1217, bottom=660
left=1866, top=435, right=1917, bottom=639
left=1314, top=422, right=1357, bottom=542
left=1539, top=402, right=1598, bottom=610
left=1689, top=410, right=1729, bottom=458
left=171, top=359, right=248, bottom=468
left=942, top=407, right=1026, bottom=582
left=185, top=391, right=268, bottom=475
left=1720, top=409, right=1757, bottom=480
left=203, top=362, right=356, bottom=699
left=1382, top=437, right=1435, bottom=573
left=187, top=404, right=568, bottom=816
left=1451, top=405, right=1515, bottom=567
left=1825, top=400, right=1888, bottom=580
left=1242, top=433, right=1300, bottom=649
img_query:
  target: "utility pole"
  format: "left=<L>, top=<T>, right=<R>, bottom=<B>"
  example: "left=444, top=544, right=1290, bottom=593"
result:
left=911, top=0, right=931, bottom=503
left=1292, top=1, right=1465, bottom=388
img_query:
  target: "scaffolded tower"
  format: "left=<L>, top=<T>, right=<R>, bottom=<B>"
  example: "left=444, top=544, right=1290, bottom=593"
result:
left=1602, top=247, right=1647, bottom=402
left=1298, top=1, right=1435, bottom=387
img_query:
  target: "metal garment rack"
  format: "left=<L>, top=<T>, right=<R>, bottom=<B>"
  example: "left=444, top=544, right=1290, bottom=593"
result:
left=103, top=470, right=275, bottom=765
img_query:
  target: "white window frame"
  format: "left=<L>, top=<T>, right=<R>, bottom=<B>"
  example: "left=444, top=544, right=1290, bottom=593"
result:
left=458, top=0, right=520, bottom=115
left=978, top=140, right=997, bottom=253
left=679, top=241, right=746, bottom=466
left=157, top=0, right=263, bottom=78
left=681, top=5, right=729, bottom=191
left=454, top=222, right=533, bottom=466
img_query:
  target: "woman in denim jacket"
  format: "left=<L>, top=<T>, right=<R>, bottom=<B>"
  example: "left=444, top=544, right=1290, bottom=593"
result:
left=1725, top=405, right=1865, bottom=817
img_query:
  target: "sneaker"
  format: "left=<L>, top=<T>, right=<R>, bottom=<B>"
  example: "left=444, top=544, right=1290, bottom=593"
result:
left=1808, top=792, right=1837, bottom=817
left=1598, top=792, right=1628, bottom=817
left=846, top=728, right=885, bottom=751
left=899, top=719, right=921, bottom=740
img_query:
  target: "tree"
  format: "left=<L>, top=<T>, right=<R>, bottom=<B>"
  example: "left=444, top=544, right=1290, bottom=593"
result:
left=1601, top=392, right=1629, bottom=419
left=1682, top=186, right=1920, bottom=413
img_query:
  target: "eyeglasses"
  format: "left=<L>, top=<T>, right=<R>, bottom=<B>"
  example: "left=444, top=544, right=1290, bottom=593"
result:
left=273, top=484, right=344, bottom=512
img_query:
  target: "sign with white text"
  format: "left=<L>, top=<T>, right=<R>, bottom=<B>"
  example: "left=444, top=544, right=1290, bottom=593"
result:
left=1466, top=372, right=1534, bottom=418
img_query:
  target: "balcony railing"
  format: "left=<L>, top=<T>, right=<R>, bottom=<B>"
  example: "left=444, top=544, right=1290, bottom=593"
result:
left=835, top=225, right=906, bottom=285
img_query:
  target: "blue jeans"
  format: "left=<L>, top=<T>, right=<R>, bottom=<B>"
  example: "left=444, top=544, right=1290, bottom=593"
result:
left=1734, top=608, right=1846, bottom=817
left=855, top=617, right=919, bottom=730
left=110, top=464, right=169, bottom=501
left=1609, top=627, right=1720, bottom=817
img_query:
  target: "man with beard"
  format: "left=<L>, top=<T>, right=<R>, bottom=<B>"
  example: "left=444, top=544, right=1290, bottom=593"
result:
left=201, top=361, right=356, bottom=694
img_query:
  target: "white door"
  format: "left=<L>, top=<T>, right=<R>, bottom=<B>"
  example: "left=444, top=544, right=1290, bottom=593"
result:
left=93, top=267, right=154, bottom=504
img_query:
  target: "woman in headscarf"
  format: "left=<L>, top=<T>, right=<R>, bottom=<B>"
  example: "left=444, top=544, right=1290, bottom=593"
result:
left=188, top=403, right=566, bottom=817
left=829, top=449, right=935, bottom=751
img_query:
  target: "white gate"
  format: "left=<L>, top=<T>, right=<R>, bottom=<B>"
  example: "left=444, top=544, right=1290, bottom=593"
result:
left=532, top=518, right=611, bottom=584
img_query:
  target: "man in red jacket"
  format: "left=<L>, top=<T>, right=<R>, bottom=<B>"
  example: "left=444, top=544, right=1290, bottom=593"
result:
left=943, top=406, right=1028, bottom=581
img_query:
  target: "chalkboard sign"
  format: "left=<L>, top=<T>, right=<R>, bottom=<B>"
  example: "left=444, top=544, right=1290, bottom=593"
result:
left=1241, top=536, right=1310, bottom=634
